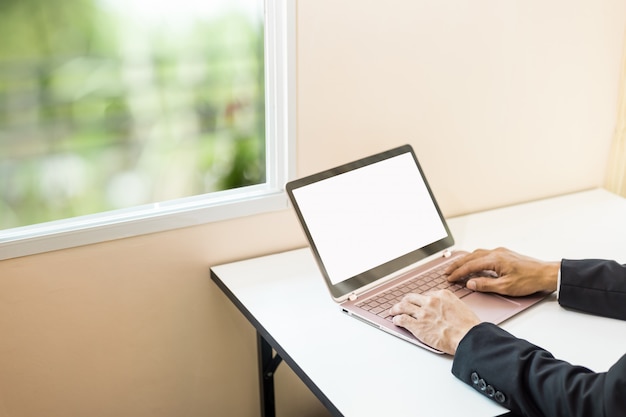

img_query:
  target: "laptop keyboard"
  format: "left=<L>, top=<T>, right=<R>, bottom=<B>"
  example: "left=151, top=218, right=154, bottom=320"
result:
left=354, top=261, right=472, bottom=321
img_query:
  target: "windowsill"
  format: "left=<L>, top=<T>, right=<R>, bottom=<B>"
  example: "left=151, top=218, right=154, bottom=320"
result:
left=0, top=186, right=290, bottom=260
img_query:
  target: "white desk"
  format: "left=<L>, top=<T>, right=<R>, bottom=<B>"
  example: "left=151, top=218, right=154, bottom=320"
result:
left=210, top=189, right=626, bottom=417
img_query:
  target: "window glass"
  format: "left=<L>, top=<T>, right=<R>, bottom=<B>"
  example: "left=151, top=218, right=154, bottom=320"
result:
left=0, top=0, right=265, bottom=230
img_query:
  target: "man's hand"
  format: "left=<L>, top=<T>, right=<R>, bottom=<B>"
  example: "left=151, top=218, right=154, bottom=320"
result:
left=390, top=290, right=481, bottom=355
left=445, top=247, right=560, bottom=296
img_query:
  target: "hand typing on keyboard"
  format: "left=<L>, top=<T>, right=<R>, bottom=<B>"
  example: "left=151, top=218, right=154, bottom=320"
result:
left=389, top=290, right=481, bottom=355
left=445, top=247, right=559, bottom=296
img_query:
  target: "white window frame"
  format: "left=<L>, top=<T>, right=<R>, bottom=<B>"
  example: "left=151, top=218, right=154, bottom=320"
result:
left=0, top=0, right=296, bottom=261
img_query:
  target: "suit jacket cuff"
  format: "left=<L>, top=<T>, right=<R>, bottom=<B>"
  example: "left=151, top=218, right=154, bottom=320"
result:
left=451, top=322, right=543, bottom=415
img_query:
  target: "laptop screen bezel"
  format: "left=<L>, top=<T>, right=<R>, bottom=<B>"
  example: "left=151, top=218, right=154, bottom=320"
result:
left=286, top=144, right=454, bottom=300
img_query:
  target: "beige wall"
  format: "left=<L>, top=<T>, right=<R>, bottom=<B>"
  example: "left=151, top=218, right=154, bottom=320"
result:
left=298, top=0, right=626, bottom=215
left=1, top=1, right=625, bottom=416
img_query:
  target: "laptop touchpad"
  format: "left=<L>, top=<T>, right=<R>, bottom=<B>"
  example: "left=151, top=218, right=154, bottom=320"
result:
left=462, top=292, right=521, bottom=324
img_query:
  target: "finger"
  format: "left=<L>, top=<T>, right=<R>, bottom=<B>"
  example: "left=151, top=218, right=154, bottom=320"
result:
left=389, top=298, right=421, bottom=316
left=466, top=276, right=502, bottom=293
left=401, top=292, right=428, bottom=306
left=390, top=292, right=432, bottom=317
left=446, top=257, right=498, bottom=282
left=431, top=288, right=458, bottom=300
left=444, top=249, right=492, bottom=276
left=444, top=258, right=464, bottom=274
left=391, top=313, right=417, bottom=328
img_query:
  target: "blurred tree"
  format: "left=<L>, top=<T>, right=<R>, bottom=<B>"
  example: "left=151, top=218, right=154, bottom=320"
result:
left=0, top=0, right=266, bottom=230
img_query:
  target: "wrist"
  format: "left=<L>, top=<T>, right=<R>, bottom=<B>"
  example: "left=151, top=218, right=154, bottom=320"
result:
left=541, top=261, right=561, bottom=292
left=452, top=321, right=482, bottom=355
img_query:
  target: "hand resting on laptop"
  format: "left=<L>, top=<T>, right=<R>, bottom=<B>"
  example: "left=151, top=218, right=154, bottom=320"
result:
left=389, top=290, right=480, bottom=355
left=389, top=247, right=560, bottom=354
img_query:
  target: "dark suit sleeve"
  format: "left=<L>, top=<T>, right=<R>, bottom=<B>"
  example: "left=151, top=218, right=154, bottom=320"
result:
left=452, top=323, right=626, bottom=417
left=559, top=259, right=626, bottom=320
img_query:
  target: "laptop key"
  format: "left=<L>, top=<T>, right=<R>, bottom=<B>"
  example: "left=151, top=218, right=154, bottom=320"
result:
left=379, top=312, right=393, bottom=320
left=454, top=288, right=472, bottom=298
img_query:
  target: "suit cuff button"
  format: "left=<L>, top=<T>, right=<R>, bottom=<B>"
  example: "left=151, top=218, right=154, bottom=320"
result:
left=478, top=379, right=487, bottom=391
left=471, top=372, right=480, bottom=385
left=494, top=391, right=506, bottom=404
left=485, top=385, right=495, bottom=397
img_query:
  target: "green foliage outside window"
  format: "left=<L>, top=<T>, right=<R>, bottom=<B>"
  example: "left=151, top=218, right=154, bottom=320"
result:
left=0, top=0, right=265, bottom=229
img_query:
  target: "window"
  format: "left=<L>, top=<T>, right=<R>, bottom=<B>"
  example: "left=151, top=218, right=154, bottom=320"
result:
left=0, top=0, right=295, bottom=260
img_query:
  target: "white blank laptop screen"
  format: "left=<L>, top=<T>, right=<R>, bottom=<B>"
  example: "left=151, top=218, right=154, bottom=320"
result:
left=291, top=152, right=447, bottom=285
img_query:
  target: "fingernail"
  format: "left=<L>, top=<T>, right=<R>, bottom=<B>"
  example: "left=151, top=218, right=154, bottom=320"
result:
left=467, top=280, right=476, bottom=290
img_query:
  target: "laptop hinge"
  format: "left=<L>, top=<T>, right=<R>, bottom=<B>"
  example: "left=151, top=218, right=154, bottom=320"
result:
left=443, top=249, right=452, bottom=258
left=348, top=293, right=358, bottom=301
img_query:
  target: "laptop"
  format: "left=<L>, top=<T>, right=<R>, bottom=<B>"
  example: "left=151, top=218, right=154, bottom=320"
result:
left=286, top=144, right=548, bottom=353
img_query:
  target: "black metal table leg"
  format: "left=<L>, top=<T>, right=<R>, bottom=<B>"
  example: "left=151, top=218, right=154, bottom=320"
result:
left=258, top=331, right=283, bottom=417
